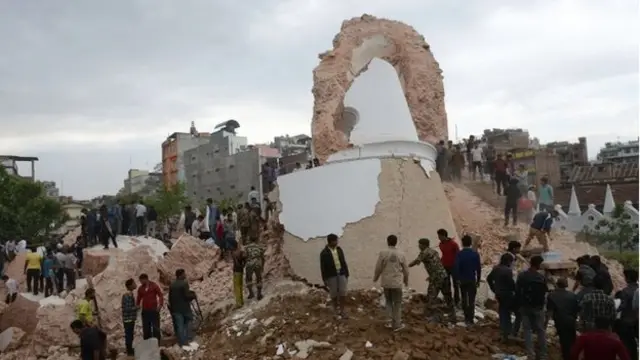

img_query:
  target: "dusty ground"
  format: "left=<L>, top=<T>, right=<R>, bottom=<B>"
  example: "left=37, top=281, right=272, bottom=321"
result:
left=193, top=287, right=564, bottom=360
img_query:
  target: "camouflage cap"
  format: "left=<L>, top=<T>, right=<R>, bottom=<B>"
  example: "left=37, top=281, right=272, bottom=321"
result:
left=418, top=238, right=430, bottom=246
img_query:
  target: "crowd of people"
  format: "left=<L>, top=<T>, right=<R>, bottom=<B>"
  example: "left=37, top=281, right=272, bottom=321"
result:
left=318, top=222, right=638, bottom=360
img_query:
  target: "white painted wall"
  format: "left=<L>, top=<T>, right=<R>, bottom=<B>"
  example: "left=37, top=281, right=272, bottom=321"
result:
left=344, top=58, right=419, bottom=145
left=278, top=159, right=381, bottom=240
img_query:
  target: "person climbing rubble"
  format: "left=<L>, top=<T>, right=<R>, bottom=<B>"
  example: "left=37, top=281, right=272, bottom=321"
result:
left=137, top=273, right=164, bottom=340
left=245, top=237, right=265, bottom=301
left=231, top=242, right=246, bottom=308
left=169, top=269, right=197, bottom=349
left=546, top=277, right=579, bottom=360
left=487, top=253, right=517, bottom=343
left=121, top=278, right=137, bottom=357
left=373, top=234, right=409, bottom=332
left=192, top=215, right=209, bottom=240
left=70, top=319, right=108, bottom=360
left=76, top=288, right=96, bottom=326
left=523, top=208, right=559, bottom=253
left=453, top=235, right=482, bottom=326
left=319, top=233, right=350, bottom=319
left=437, top=229, right=460, bottom=307
left=408, top=238, right=455, bottom=320
left=2, top=274, right=18, bottom=304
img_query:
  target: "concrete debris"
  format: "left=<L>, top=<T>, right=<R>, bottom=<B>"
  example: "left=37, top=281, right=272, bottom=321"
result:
left=134, top=338, right=160, bottom=360
left=339, top=349, right=354, bottom=360
left=0, top=294, right=39, bottom=334
left=0, top=327, right=25, bottom=353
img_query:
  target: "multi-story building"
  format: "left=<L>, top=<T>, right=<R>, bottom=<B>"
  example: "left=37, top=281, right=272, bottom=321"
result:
left=123, top=169, right=155, bottom=195
left=544, top=137, right=589, bottom=181
left=183, top=123, right=275, bottom=206
left=481, top=128, right=530, bottom=152
left=0, top=155, right=38, bottom=180
left=596, top=140, right=639, bottom=164
left=161, top=127, right=211, bottom=189
left=41, top=181, right=60, bottom=198
left=273, top=134, right=312, bottom=157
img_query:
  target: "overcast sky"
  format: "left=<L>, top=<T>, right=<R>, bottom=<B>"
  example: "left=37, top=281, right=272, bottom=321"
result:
left=1, top=0, right=637, bottom=199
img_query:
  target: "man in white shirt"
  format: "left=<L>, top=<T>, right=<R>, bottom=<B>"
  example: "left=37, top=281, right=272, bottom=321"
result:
left=2, top=275, right=18, bottom=304
left=470, top=143, right=484, bottom=181
left=135, top=201, right=147, bottom=236
left=247, top=186, right=259, bottom=204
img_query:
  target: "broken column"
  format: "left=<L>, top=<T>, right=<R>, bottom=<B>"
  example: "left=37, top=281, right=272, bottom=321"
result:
left=277, top=50, right=457, bottom=290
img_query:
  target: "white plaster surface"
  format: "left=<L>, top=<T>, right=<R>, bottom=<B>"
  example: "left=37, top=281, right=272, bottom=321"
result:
left=278, top=159, right=381, bottom=240
left=345, top=58, right=419, bottom=145
left=326, top=140, right=437, bottom=166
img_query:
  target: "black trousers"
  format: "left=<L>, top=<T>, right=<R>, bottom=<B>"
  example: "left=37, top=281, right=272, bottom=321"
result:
left=444, top=267, right=460, bottom=305
left=124, top=321, right=135, bottom=355
left=65, top=268, right=76, bottom=290
left=459, top=279, right=477, bottom=323
left=555, top=321, right=576, bottom=360
left=495, top=171, right=508, bottom=195
left=56, top=268, right=65, bottom=291
left=504, top=202, right=518, bottom=225
left=26, top=268, right=40, bottom=295
left=616, top=322, right=638, bottom=360
left=141, top=310, right=161, bottom=340
left=136, top=217, right=145, bottom=235
left=44, top=277, right=54, bottom=297
left=5, top=293, right=17, bottom=304
left=100, top=232, right=118, bottom=249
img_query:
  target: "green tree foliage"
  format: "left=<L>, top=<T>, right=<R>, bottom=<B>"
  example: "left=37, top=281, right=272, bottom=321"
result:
left=0, top=167, right=66, bottom=242
left=144, top=182, right=189, bottom=222
left=580, top=204, right=639, bottom=253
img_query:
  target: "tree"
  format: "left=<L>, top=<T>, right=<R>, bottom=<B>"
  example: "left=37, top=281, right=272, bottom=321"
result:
left=0, top=167, right=66, bottom=242
left=582, top=204, right=639, bottom=253
left=144, top=181, right=189, bottom=222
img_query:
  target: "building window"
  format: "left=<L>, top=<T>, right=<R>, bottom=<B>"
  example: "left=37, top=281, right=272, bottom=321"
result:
left=229, top=164, right=235, bottom=169
left=230, top=184, right=236, bottom=189
left=215, top=168, right=220, bottom=172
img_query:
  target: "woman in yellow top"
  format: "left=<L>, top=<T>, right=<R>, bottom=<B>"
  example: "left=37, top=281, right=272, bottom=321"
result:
left=23, top=248, right=42, bottom=296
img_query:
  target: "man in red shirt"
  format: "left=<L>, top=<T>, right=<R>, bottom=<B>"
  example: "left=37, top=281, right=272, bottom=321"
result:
left=437, top=229, right=460, bottom=307
left=571, top=317, right=630, bottom=360
left=136, top=273, right=164, bottom=340
left=493, top=154, right=509, bottom=196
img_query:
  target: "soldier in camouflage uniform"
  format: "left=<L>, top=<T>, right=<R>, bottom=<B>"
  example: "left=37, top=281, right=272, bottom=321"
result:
left=408, top=238, right=455, bottom=318
left=237, top=204, right=250, bottom=243
left=244, top=238, right=265, bottom=300
left=247, top=208, right=261, bottom=243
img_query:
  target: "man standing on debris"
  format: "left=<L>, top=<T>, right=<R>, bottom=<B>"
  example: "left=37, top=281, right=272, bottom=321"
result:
left=470, top=142, right=484, bottom=181
left=137, top=273, right=164, bottom=340
left=2, top=275, right=18, bottom=303
left=237, top=203, right=250, bottom=243
left=437, top=229, right=460, bottom=307
left=206, top=198, right=220, bottom=240
left=121, top=278, right=137, bottom=357
left=546, top=277, right=579, bottom=360
left=449, top=145, right=465, bottom=182
left=245, top=238, right=265, bottom=301
left=42, top=250, right=58, bottom=297
left=320, top=233, right=350, bottom=319
left=135, top=200, right=147, bottom=236
left=63, top=246, right=78, bottom=291
left=373, top=234, right=409, bottom=331
left=181, top=205, right=197, bottom=235
left=223, top=212, right=238, bottom=252
left=408, top=238, right=455, bottom=320
left=99, top=205, right=118, bottom=250
left=248, top=186, right=260, bottom=205
left=24, top=246, right=43, bottom=296
left=192, top=215, right=209, bottom=240
left=453, top=235, right=482, bottom=326
left=169, top=269, right=197, bottom=349
left=516, top=255, right=548, bottom=360
left=590, top=256, right=613, bottom=295
left=487, top=253, right=517, bottom=343
left=493, top=154, right=509, bottom=195
left=247, top=207, right=261, bottom=243
left=524, top=209, right=559, bottom=253
left=504, top=177, right=521, bottom=227
left=146, top=205, right=158, bottom=237
left=538, top=176, right=554, bottom=212
left=574, top=255, right=596, bottom=295
left=615, top=269, right=639, bottom=360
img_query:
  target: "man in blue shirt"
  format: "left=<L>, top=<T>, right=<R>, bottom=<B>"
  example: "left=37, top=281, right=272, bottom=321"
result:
left=524, top=209, right=558, bottom=253
left=453, top=235, right=482, bottom=326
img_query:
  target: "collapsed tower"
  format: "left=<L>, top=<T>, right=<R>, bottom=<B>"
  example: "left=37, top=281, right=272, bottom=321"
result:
left=273, top=15, right=457, bottom=290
